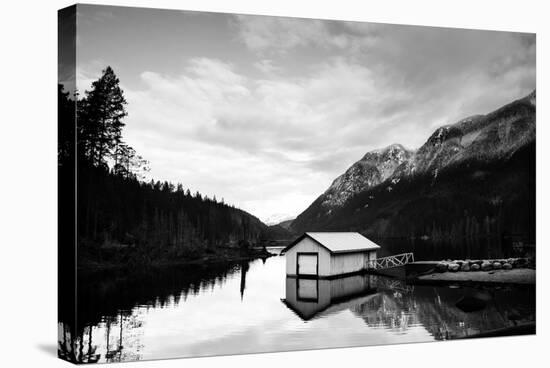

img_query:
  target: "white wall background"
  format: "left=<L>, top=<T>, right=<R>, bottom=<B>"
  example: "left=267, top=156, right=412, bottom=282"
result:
left=0, top=0, right=547, bottom=367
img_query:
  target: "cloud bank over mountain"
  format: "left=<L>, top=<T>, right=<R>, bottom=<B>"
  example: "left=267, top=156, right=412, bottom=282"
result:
left=76, top=5, right=535, bottom=222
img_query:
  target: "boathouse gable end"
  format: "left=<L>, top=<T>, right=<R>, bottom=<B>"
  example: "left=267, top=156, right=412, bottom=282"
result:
left=285, top=236, right=331, bottom=277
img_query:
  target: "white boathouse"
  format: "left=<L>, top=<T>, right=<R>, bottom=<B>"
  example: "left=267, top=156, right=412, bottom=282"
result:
left=281, top=232, right=381, bottom=278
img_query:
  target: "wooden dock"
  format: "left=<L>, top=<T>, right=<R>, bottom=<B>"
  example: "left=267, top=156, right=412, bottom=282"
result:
left=366, top=252, right=415, bottom=270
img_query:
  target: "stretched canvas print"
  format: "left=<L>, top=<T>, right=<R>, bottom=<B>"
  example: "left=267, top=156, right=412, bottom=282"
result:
left=58, top=3, right=536, bottom=364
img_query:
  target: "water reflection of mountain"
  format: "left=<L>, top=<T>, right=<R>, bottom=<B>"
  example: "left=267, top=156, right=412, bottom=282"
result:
left=59, top=257, right=535, bottom=363
left=353, top=281, right=535, bottom=340
left=283, top=275, right=535, bottom=341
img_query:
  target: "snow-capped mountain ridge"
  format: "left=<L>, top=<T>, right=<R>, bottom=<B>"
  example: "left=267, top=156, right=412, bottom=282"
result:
left=318, top=90, right=536, bottom=209
left=322, top=143, right=414, bottom=207
left=291, top=90, right=535, bottom=237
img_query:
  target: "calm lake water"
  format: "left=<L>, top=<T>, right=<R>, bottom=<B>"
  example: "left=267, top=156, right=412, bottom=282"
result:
left=59, top=247, right=535, bottom=363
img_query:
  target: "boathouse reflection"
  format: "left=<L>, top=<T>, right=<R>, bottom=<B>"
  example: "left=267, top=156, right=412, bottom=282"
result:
left=282, top=274, right=377, bottom=320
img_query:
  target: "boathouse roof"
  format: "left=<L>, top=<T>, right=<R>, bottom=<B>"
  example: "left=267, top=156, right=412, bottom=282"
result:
left=282, top=232, right=381, bottom=254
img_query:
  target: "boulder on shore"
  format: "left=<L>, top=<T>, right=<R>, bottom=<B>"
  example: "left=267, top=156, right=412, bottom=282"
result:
left=448, top=263, right=460, bottom=272
left=430, top=258, right=532, bottom=274
left=436, top=262, right=448, bottom=273
left=481, top=262, right=493, bottom=271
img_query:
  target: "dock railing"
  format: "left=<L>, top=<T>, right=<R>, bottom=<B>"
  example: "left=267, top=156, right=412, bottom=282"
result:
left=366, top=252, right=414, bottom=270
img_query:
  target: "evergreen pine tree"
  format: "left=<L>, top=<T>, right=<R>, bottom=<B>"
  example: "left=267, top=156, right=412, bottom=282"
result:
left=79, top=66, right=127, bottom=167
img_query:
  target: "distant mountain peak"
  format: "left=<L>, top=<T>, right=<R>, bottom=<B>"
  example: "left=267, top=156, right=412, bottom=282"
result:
left=365, top=143, right=411, bottom=156
left=526, top=89, right=536, bottom=106
left=291, top=90, right=536, bottom=235
left=299, top=90, right=536, bottom=220
left=264, top=214, right=295, bottom=226
left=322, top=143, right=413, bottom=207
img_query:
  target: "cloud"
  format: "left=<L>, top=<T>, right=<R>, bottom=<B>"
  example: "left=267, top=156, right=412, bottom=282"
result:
left=122, top=57, right=394, bottom=221
left=233, top=15, right=328, bottom=53
left=253, top=59, right=282, bottom=75
left=232, top=14, right=378, bottom=55
left=77, top=13, right=535, bottom=222
left=76, top=59, right=111, bottom=94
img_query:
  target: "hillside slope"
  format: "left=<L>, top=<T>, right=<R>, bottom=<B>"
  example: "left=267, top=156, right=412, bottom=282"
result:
left=291, top=91, right=536, bottom=244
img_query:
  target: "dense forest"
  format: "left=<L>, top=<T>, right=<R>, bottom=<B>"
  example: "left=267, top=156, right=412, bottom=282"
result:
left=59, top=67, right=277, bottom=270
left=291, top=91, right=536, bottom=253
left=292, top=142, right=535, bottom=251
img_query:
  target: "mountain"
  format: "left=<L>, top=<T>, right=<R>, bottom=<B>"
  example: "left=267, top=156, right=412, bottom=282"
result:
left=260, top=224, right=294, bottom=242
left=397, top=89, right=535, bottom=177
left=291, top=90, right=536, bottom=244
left=264, top=214, right=295, bottom=226
left=322, top=144, right=414, bottom=207
left=277, top=219, right=295, bottom=231
left=259, top=218, right=297, bottom=242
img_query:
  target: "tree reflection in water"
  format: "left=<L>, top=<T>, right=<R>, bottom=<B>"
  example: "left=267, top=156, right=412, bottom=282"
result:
left=58, top=261, right=242, bottom=363
left=283, top=274, right=534, bottom=341
left=58, top=256, right=535, bottom=363
left=351, top=278, right=534, bottom=340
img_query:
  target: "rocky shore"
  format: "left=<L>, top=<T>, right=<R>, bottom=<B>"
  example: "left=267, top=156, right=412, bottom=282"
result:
left=410, top=258, right=535, bottom=286
left=417, top=268, right=535, bottom=285
left=434, top=258, right=534, bottom=273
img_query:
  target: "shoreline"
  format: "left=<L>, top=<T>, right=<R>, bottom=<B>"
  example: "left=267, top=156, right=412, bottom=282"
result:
left=456, top=323, right=536, bottom=339
left=412, top=268, right=535, bottom=286
left=404, top=257, right=536, bottom=286
left=77, top=248, right=275, bottom=273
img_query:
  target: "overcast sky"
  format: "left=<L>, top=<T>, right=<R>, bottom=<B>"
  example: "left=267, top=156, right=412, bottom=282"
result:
left=75, top=4, right=535, bottom=224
